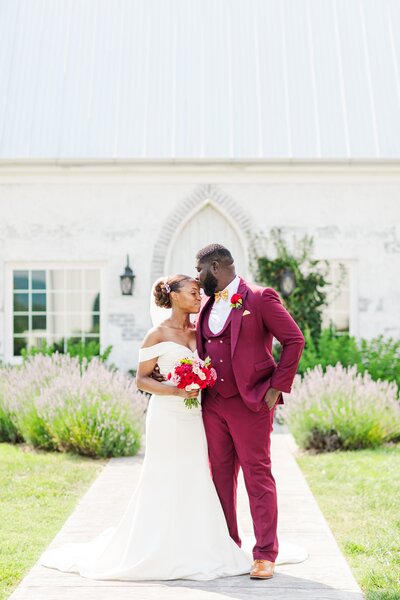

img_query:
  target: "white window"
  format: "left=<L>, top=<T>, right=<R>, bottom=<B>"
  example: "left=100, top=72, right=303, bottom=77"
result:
left=12, top=267, right=101, bottom=357
left=322, top=260, right=351, bottom=333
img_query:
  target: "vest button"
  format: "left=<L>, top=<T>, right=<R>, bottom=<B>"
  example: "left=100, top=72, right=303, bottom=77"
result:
left=220, top=359, right=223, bottom=363
left=220, top=340, right=223, bottom=343
left=221, top=378, right=225, bottom=382
left=208, top=340, right=211, bottom=343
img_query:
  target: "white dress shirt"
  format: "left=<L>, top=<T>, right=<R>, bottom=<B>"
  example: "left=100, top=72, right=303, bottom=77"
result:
left=208, top=275, right=241, bottom=334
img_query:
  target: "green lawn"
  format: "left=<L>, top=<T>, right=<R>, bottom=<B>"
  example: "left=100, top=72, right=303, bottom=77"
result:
left=0, top=443, right=105, bottom=599
left=297, top=444, right=400, bottom=600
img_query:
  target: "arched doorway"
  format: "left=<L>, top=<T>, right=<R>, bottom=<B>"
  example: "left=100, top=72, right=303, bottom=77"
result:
left=165, top=199, right=248, bottom=278
left=151, top=184, right=257, bottom=283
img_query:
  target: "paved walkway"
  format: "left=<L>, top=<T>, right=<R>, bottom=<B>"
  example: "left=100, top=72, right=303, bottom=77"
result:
left=10, top=429, right=363, bottom=599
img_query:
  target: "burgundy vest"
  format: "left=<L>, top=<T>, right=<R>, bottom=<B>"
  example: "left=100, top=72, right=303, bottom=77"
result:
left=201, top=303, right=240, bottom=398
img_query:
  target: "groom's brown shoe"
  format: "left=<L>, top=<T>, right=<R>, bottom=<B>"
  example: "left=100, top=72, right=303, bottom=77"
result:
left=250, top=559, right=275, bottom=579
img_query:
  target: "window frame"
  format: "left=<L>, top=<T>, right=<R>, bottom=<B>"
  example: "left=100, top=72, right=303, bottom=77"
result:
left=5, top=261, right=106, bottom=364
left=318, top=256, right=358, bottom=337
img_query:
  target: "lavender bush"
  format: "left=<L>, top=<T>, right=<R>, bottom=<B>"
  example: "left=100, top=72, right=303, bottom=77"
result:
left=280, top=364, right=400, bottom=451
left=0, top=365, right=21, bottom=443
left=0, top=354, right=147, bottom=457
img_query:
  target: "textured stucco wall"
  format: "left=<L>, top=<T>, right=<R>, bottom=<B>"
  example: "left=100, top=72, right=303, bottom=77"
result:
left=0, top=162, right=399, bottom=371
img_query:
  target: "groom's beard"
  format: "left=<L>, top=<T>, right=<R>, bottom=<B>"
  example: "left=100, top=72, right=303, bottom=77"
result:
left=203, top=272, right=219, bottom=297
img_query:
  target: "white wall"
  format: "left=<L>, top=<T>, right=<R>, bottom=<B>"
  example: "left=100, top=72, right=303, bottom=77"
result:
left=0, top=161, right=399, bottom=370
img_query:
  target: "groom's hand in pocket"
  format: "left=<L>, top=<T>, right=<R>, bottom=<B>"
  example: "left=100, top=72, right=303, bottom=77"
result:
left=264, top=387, right=281, bottom=410
left=151, top=364, right=166, bottom=382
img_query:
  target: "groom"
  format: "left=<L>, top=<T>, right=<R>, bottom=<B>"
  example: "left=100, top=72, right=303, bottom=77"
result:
left=194, top=243, right=305, bottom=580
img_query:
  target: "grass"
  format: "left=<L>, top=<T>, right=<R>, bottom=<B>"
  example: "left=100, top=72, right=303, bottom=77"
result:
left=0, top=443, right=105, bottom=599
left=297, top=443, right=400, bottom=600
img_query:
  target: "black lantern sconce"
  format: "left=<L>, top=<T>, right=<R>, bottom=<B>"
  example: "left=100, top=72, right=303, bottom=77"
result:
left=120, top=255, right=135, bottom=296
left=279, top=267, right=296, bottom=298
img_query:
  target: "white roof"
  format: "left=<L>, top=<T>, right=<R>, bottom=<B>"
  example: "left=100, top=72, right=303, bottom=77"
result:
left=0, top=0, right=399, bottom=160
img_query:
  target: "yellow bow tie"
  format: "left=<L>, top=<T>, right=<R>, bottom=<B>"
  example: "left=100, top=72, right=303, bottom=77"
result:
left=214, top=289, right=229, bottom=302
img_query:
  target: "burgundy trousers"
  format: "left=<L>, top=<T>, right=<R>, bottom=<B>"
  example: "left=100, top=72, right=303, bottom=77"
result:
left=202, top=391, right=278, bottom=562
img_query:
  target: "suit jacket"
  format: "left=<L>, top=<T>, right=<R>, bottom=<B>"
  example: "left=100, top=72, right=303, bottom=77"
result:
left=196, top=278, right=305, bottom=412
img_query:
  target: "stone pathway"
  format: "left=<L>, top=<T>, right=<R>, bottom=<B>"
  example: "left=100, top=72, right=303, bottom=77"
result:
left=9, top=429, right=363, bottom=599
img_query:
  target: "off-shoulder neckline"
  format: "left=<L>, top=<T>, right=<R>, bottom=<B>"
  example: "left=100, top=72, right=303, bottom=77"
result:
left=140, top=341, right=197, bottom=354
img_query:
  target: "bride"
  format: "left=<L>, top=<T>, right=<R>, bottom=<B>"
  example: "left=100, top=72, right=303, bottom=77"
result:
left=40, top=274, right=251, bottom=580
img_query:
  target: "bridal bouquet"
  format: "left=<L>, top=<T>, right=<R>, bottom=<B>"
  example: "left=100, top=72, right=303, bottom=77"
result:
left=167, top=356, right=217, bottom=409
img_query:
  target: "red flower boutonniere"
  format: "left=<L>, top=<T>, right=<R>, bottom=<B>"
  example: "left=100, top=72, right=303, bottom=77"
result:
left=230, top=293, right=243, bottom=310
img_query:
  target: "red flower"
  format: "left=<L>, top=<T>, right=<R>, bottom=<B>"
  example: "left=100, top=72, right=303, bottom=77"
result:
left=230, top=293, right=243, bottom=309
left=167, top=356, right=218, bottom=409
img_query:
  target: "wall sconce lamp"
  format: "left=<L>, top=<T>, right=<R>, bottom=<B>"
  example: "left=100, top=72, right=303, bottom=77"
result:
left=279, top=267, right=296, bottom=298
left=120, top=255, right=135, bottom=296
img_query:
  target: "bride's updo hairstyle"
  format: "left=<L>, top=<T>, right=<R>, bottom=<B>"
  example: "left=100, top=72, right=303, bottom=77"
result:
left=153, top=275, right=193, bottom=309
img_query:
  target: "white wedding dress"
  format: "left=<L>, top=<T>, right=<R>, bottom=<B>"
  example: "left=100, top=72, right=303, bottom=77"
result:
left=40, top=342, right=252, bottom=580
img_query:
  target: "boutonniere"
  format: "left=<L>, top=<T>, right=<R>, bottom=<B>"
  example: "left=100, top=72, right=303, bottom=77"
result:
left=230, top=293, right=243, bottom=310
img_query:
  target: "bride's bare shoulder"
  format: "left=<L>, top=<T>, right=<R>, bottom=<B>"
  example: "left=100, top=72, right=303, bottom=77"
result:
left=141, top=325, right=169, bottom=349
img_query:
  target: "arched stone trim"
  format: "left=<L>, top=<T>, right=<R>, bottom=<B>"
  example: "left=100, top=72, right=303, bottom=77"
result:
left=150, top=184, right=260, bottom=282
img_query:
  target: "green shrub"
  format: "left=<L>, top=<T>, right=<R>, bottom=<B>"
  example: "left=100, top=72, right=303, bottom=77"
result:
left=21, top=338, right=112, bottom=364
left=297, top=327, right=361, bottom=375
left=0, top=369, right=21, bottom=443
left=281, top=364, right=400, bottom=452
left=0, top=354, right=146, bottom=457
left=295, top=328, right=400, bottom=391
left=358, top=335, right=400, bottom=388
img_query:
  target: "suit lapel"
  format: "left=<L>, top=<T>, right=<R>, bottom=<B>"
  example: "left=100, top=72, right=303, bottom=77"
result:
left=196, top=294, right=214, bottom=359
left=230, top=278, right=249, bottom=357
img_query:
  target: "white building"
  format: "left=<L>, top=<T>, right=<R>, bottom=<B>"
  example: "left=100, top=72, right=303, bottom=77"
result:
left=0, top=0, right=399, bottom=371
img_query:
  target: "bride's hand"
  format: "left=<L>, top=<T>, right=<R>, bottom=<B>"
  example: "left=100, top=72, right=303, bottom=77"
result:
left=174, top=388, right=199, bottom=399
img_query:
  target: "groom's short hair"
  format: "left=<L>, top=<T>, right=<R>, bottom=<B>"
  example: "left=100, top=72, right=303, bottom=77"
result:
left=196, top=243, right=234, bottom=265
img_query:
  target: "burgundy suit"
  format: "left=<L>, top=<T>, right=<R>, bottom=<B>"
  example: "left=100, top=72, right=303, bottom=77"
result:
left=196, top=278, right=304, bottom=561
